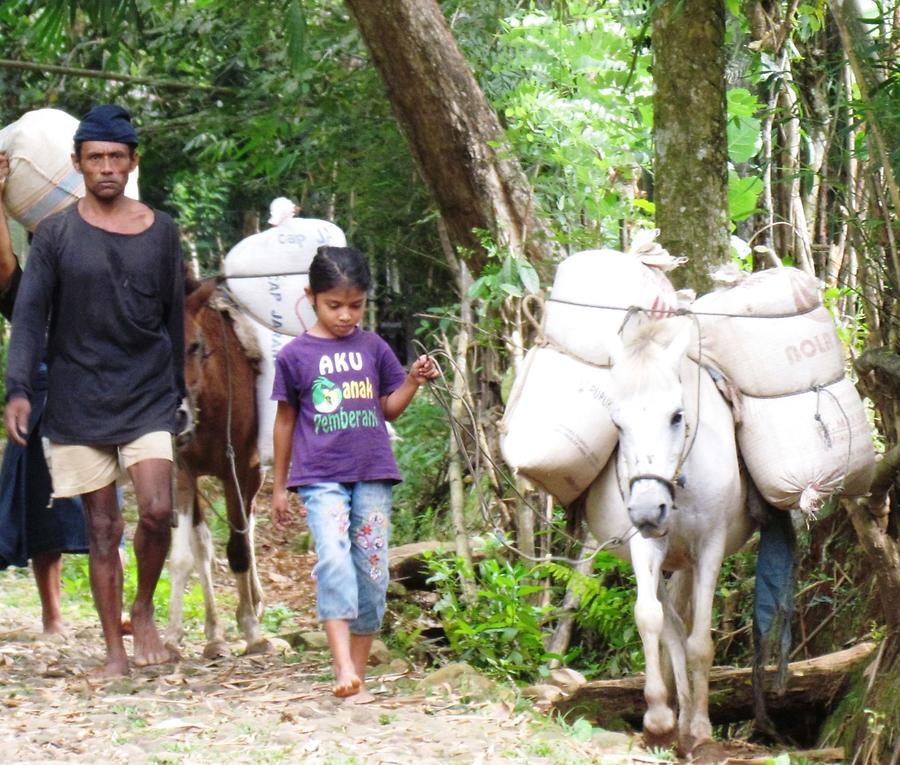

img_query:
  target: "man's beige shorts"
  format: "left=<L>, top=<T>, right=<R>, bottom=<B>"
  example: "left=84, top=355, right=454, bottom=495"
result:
left=46, top=431, right=174, bottom=498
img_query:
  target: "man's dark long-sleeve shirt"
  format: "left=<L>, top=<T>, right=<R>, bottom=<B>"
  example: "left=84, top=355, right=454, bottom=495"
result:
left=6, top=204, right=185, bottom=445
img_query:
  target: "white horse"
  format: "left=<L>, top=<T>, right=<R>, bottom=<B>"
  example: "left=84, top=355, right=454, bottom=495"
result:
left=585, top=313, right=756, bottom=753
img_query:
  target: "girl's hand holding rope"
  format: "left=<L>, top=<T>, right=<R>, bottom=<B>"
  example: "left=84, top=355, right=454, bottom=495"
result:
left=409, top=353, right=440, bottom=385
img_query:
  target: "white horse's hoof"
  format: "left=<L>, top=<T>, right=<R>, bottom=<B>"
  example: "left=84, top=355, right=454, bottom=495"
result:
left=643, top=706, right=677, bottom=741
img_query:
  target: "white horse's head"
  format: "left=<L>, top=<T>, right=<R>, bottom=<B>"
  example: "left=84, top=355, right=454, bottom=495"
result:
left=605, top=313, right=693, bottom=538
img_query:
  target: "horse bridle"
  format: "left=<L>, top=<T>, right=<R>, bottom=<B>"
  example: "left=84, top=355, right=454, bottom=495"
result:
left=618, top=417, right=692, bottom=504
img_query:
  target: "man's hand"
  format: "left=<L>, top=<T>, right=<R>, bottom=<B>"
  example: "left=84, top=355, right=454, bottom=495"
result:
left=174, top=396, right=193, bottom=439
left=4, top=397, right=32, bottom=446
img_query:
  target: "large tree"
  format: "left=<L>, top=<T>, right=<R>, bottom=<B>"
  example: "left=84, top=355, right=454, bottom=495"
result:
left=652, top=0, right=731, bottom=293
left=343, top=0, right=559, bottom=271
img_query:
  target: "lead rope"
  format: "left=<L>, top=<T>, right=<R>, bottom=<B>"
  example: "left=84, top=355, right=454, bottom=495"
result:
left=415, top=339, right=635, bottom=567
left=215, top=295, right=252, bottom=536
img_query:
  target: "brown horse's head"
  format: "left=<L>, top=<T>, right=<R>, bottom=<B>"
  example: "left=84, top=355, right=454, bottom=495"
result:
left=180, top=277, right=223, bottom=448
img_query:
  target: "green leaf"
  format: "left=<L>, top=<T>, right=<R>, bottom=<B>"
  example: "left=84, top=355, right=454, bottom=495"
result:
left=727, top=88, right=762, bottom=164
left=569, top=718, right=594, bottom=742
left=728, top=170, right=763, bottom=222
left=516, top=259, right=540, bottom=294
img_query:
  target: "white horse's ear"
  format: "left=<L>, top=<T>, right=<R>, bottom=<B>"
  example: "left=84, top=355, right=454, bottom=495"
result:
left=606, top=329, right=625, bottom=367
left=662, top=316, right=693, bottom=370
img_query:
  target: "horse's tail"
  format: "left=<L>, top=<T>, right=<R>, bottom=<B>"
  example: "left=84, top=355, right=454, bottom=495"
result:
left=751, top=485, right=797, bottom=738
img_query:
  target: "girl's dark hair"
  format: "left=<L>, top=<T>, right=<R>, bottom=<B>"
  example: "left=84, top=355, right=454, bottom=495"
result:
left=308, top=246, right=371, bottom=294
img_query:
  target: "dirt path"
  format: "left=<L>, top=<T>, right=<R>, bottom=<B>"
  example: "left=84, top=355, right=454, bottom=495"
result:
left=0, top=483, right=657, bottom=765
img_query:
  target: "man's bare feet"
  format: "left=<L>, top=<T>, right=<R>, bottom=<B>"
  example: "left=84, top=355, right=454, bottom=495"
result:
left=131, top=609, right=176, bottom=667
left=89, top=657, right=130, bottom=679
left=333, top=670, right=362, bottom=698
left=41, top=618, right=66, bottom=637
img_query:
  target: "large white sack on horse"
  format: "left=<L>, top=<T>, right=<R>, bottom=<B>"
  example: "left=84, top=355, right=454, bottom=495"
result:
left=223, top=218, right=346, bottom=336
left=738, top=376, right=875, bottom=513
left=691, top=267, right=844, bottom=397
left=244, top=315, right=291, bottom=467
left=0, top=108, right=140, bottom=235
left=542, top=244, right=681, bottom=365
left=500, top=346, right=618, bottom=506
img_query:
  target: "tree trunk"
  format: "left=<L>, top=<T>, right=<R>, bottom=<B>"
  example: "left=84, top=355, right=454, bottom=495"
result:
left=554, top=642, right=877, bottom=729
left=651, top=0, right=731, bottom=293
left=344, top=0, right=558, bottom=271
left=829, top=0, right=900, bottom=221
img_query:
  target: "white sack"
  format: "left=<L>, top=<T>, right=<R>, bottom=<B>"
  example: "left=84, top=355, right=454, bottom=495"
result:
left=246, top=316, right=292, bottom=468
left=738, top=376, right=876, bottom=513
left=223, top=218, right=346, bottom=336
left=0, top=108, right=140, bottom=234
left=691, top=267, right=843, bottom=397
left=543, top=248, right=679, bottom=366
left=500, top=346, right=618, bottom=506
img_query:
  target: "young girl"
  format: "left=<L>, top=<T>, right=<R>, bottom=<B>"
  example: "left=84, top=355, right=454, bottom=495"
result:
left=271, top=245, right=438, bottom=702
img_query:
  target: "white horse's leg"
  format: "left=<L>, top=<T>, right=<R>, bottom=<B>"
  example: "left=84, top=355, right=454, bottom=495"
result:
left=165, top=504, right=193, bottom=652
left=663, top=570, right=693, bottom=741
left=191, top=518, right=228, bottom=658
left=232, top=514, right=270, bottom=655
left=683, top=537, right=727, bottom=749
left=630, top=535, right=676, bottom=741
left=166, top=470, right=201, bottom=653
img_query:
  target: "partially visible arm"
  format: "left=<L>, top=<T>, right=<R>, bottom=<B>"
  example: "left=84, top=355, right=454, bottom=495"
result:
left=164, top=221, right=186, bottom=399
left=381, top=354, right=439, bottom=421
left=5, top=222, right=56, bottom=415
left=0, top=152, right=21, bottom=301
left=271, top=400, right=299, bottom=529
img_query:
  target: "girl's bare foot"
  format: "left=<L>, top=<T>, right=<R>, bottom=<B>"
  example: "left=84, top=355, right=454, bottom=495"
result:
left=333, top=670, right=361, bottom=698
left=343, top=685, right=375, bottom=704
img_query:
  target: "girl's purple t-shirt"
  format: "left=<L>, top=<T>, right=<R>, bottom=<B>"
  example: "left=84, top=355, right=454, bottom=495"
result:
left=272, top=328, right=408, bottom=487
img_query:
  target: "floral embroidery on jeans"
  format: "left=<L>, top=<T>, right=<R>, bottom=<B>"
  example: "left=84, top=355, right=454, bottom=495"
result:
left=357, top=512, right=387, bottom=581
left=332, top=506, right=349, bottom=536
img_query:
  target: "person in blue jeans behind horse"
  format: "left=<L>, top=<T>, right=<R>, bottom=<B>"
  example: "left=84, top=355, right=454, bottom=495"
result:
left=271, top=245, right=438, bottom=702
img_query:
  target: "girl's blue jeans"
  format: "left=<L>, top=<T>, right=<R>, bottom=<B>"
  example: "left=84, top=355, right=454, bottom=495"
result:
left=299, top=481, right=392, bottom=635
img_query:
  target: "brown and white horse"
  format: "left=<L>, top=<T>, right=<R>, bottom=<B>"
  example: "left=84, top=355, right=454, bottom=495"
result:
left=165, top=277, right=271, bottom=658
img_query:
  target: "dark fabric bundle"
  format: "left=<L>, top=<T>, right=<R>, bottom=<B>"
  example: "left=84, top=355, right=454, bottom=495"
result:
left=73, top=104, right=138, bottom=146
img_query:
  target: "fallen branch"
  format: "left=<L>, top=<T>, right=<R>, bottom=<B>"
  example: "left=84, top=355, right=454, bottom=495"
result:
left=553, top=641, right=876, bottom=727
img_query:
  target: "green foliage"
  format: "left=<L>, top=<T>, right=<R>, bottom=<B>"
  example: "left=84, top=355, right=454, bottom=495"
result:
left=537, top=553, right=643, bottom=677
left=490, top=3, right=655, bottom=250
left=60, top=539, right=224, bottom=639
left=391, top=393, right=450, bottom=545
left=428, top=554, right=557, bottom=682
left=260, top=602, right=297, bottom=634
left=726, top=87, right=764, bottom=222
left=467, top=231, right=542, bottom=307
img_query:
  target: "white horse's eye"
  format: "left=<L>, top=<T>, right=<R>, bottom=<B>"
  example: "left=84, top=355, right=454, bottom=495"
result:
left=670, top=410, right=684, bottom=427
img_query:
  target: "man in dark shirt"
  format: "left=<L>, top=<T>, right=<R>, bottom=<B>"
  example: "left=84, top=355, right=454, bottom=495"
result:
left=4, top=105, right=185, bottom=677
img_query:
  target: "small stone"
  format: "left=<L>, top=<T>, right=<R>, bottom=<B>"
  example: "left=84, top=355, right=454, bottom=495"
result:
left=388, top=657, right=411, bottom=673
left=284, top=630, right=329, bottom=651
left=386, top=581, right=408, bottom=598
left=368, top=638, right=392, bottom=665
